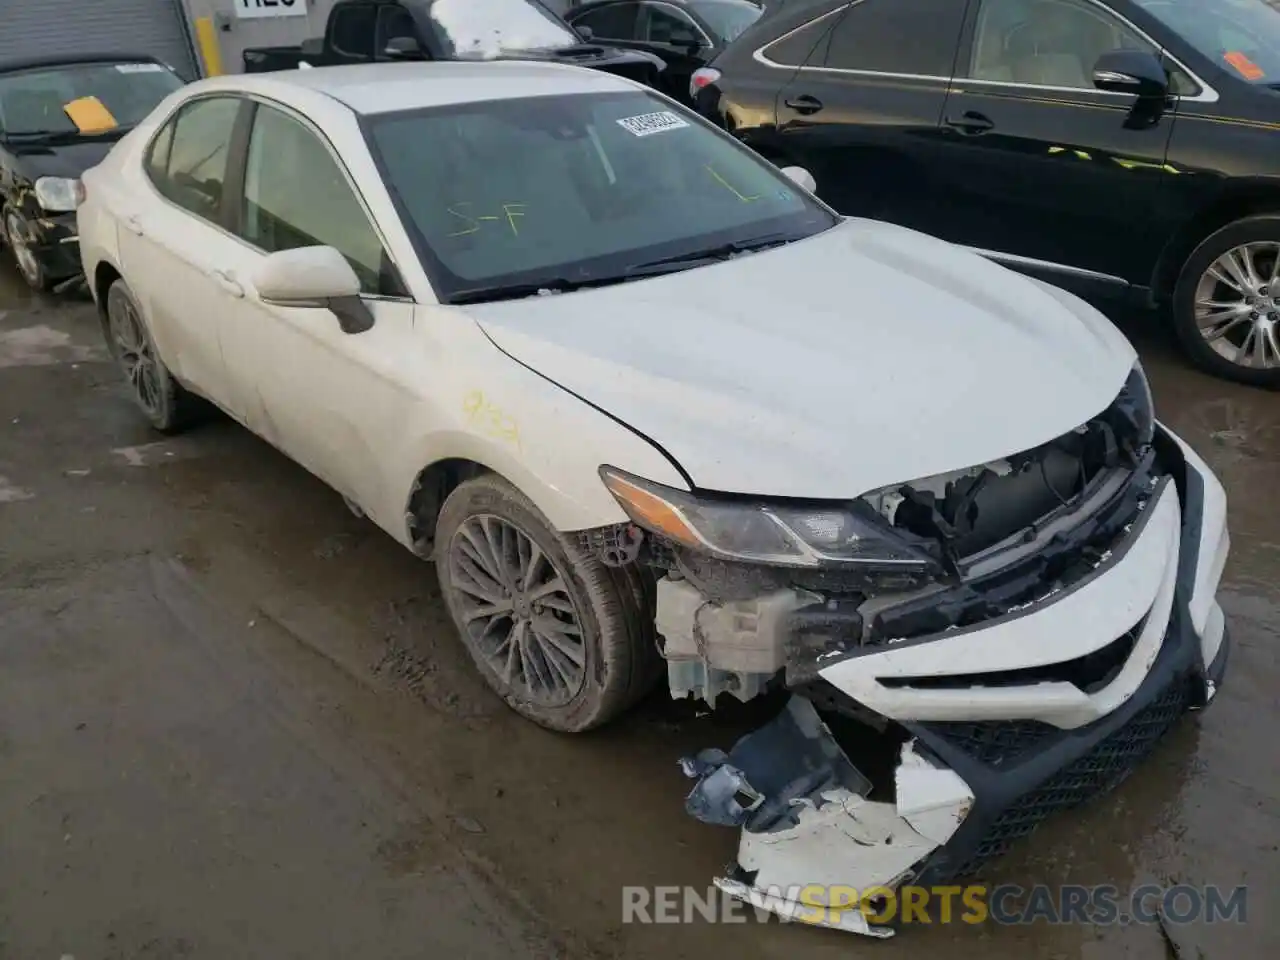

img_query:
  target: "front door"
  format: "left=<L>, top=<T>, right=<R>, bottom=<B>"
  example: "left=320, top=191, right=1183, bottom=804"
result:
left=774, top=0, right=970, bottom=235
left=932, top=0, right=1183, bottom=287
left=637, top=1, right=713, bottom=102
left=212, top=100, right=420, bottom=519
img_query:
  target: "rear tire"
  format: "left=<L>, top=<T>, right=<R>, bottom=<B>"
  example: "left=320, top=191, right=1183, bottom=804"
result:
left=433, top=473, right=659, bottom=733
left=1171, top=215, right=1280, bottom=388
left=102, top=279, right=199, bottom=433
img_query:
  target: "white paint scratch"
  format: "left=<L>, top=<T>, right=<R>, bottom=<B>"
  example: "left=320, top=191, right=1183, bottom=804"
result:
left=0, top=325, right=104, bottom=368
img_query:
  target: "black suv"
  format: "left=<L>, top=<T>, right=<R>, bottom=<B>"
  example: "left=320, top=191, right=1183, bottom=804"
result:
left=694, top=0, right=1280, bottom=387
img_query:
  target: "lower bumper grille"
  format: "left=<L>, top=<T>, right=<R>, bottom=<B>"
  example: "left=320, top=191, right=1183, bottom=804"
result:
left=949, top=676, right=1192, bottom=879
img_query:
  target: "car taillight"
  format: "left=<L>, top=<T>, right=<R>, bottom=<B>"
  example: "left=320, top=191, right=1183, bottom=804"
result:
left=689, top=67, right=721, bottom=101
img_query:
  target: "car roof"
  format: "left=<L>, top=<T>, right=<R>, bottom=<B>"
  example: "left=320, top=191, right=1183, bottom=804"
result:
left=0, top=52, right=167, bottom=76
left=193, top=60, right=642, bottom=115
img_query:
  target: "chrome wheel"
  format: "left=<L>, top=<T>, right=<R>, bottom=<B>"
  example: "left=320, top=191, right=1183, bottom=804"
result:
left=1195, top=242, right=1280, bottom=370
left=5, top=211, right=41, bottom=287
left=448, top=515, right=587, bottom=707
left=108, top=293, right=162, bottom=416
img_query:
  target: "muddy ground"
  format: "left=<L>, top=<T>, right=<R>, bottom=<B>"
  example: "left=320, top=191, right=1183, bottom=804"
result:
left=0, top=260, right=1276, bottom=960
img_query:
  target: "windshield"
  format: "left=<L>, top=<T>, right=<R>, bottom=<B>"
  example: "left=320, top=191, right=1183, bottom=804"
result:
left=1136, top=0, right=1280, bottom=84
left=0, top=61, right=182, bottom=138
left=426, top=0, right=580, bottom=58
left=690, top=0, right=763, bottom=43
left=367, top=91, right=834, bottom=302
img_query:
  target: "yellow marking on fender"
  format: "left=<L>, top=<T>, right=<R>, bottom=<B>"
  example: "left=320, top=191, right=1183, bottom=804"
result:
left=463, top=391, right=521, bottom=449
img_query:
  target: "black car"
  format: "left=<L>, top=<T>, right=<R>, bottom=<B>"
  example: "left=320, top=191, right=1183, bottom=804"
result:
left=564, top=0, right=764, bottom=102
left=244, top=0, right=666, bottom=91
left=694, top=0, right=1280, bottom=387
left=0, top=53, right=184, bottom=291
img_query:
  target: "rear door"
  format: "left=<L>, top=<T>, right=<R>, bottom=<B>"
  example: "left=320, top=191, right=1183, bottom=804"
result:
left=932, top=0, right=1184, bottom=287
left=118, top=95, right=248, bottom=408
left=774, top=0, right=970, bottom=234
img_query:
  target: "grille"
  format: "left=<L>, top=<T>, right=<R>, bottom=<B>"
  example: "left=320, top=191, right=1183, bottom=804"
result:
left=929, top=718, right=1059, bottom=767
left=947, top=676, right=1191, bottom=880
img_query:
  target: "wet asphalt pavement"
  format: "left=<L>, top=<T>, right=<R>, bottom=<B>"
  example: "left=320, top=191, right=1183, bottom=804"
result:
left=0, top=259, right=1276, bottom=960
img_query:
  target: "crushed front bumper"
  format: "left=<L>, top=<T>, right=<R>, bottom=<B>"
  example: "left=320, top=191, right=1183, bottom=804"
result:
left=678, top=425, right=1230, bottom=936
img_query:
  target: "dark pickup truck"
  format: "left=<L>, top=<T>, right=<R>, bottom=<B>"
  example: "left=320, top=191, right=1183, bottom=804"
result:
left=243, top=0, right=664, bottom=88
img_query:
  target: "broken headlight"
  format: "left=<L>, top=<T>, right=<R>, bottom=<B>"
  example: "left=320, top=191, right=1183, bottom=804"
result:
left=599, top=466, right=935, bottom=569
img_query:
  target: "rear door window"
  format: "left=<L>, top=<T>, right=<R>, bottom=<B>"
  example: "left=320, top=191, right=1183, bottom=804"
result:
left=330, top=3, right=378, bottom=58
left=573, top=2, right=643, bottom=39
left=822, top=0, right=966, bottom=76
left=148, top=96, right=241, bottom=224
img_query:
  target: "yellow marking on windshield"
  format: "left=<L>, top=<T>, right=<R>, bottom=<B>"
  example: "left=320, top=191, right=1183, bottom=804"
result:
left=62, top=96, right=117, bottom=134
left=463, top=390, right=522, bottom=450
left=704, top=164, right=760, bottom=202
left=447, top=202, right=526, bottom=237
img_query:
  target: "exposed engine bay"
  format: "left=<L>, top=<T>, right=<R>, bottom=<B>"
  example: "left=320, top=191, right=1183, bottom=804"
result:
left=588, top=366, right=1161, bottom=713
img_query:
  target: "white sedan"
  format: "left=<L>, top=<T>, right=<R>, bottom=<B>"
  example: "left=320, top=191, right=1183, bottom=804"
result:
left=75, top=61, right=1231, bottom=932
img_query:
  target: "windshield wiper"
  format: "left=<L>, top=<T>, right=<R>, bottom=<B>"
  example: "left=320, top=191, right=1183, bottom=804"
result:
left=449, top=275, right=629, bottom=304
left=627, top=233, right=799, bottom=274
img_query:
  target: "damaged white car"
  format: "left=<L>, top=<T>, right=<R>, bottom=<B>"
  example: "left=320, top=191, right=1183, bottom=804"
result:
left=76, top=62, right=1230, bottom=935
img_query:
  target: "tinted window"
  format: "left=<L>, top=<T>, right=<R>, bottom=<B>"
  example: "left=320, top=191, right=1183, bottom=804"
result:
left=0, top=61, right=183, bottom=137
left=376, top=4, right=418, bottom=52
left=824, top=0, right=965, bottom=76
left=241, top=105, right=394, bottom=295
left=366, top=91, right=835, bottom=301
left=689, top=0, right=763, bottom=43
left=154, top=96, right=240, bottom=222
left=968, top=0, right=1155, bottom=88
left=330, top=3, right=377, bottom=57
left=642, top=4, right=705, bottom=43
left=573, top=3, right=641, bottom=38
left=760, top=8, right=843, bottom=66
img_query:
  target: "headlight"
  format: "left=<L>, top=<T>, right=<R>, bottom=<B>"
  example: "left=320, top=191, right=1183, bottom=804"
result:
left=599, top=466, right=934, bottom=568
left=34, top=177, right=84, bottom=213
left=1118, top=360, right=1155, bottom=448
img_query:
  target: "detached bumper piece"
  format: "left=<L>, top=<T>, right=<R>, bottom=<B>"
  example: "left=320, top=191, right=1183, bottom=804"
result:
left=680, top=697, right=974, bottom=939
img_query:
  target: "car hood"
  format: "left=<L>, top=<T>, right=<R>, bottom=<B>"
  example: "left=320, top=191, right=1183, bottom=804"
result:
left=5, top=138, right=115, bottom=179
left=465, top=219, right=1137, bottom=500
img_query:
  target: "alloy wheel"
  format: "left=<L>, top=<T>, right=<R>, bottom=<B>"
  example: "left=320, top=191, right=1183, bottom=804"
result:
left=5, top=212, right=41, bottom=287
left=448, top=515, right=587, bottom=707
left=1195, top=241, right=1280, bottom=370
left=108, top=294, right=163, bottom=417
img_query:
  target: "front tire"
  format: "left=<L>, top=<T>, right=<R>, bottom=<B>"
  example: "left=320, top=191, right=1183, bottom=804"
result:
left=103, top=279, right=197, bottom=432
left=1172, top=215, right=1280, bottom=388
left=434, top=474, right=659, bottom=733
left=3, top=206, right=53, bottom=292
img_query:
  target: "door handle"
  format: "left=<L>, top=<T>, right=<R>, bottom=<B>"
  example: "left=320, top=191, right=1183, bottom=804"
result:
left=123, top=214, right=144, bottom=236
left=784, top=94, right=824, bottom=115
left=210, top=269, right=245, bottom=299
left=945, top=111, right=994, bottom=135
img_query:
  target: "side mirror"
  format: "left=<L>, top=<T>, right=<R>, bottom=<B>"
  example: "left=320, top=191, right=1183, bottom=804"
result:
left=780, top=165, right=816, bottom=193
left=1092, top=49, right=1169, bottom=98
left=576, top=24, right=595, bottom=41
left=384, top=36, right=423, bottom=60
left=252, top=246, right=375, bottom=335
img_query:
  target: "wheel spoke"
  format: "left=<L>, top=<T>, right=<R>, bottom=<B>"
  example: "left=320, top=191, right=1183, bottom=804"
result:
left=1202, top=313, right=1251, bottom=342
left=458, top=527, right=503, bottom=582
left=520, top=538, right=545, bottom=592
left=532, top=622, right=585, bottom=667
left=1265, top=326, right=1280, bottom=367
left=527, top=575, right=568, bottom=602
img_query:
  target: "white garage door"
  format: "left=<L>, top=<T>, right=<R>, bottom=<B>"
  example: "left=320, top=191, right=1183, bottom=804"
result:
left=0, top=0, right=199, bottom=80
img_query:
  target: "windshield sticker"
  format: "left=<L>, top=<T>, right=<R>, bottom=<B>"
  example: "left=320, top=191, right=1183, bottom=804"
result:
left=616, top=111, right=690, bottom=137
left=1224, top=51, right=1265, bottom=80
left=115, top=63, right=167, bottom=73
left=62, top=96, right=118, bottom=134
